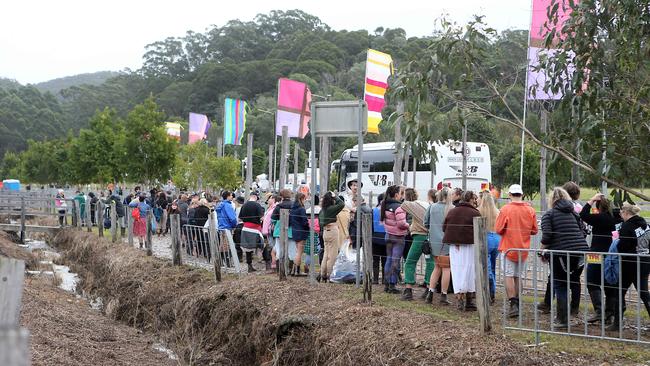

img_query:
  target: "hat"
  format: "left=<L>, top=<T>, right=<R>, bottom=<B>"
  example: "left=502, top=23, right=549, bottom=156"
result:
left=508, top=184, right=523, bottom=195
left=263, top=192, right=273, bottom=202
left=347, top=179, right=363, bottom=189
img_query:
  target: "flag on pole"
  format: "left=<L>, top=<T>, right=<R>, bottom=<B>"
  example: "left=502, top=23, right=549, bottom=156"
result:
left=224, top=98, right=247, bottom=145
left=188, top=112, right=211, bottom=144
left=527, top=0, right=576, bottom=100
left=364, top=49, right=393, bottom=134
left=165, top=122, right=182, bottom=140
left=276, top=78, right=311, bottom=138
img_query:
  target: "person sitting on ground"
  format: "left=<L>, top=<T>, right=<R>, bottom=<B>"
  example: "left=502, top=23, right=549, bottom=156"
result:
left=494, top=184, right=538, bottom=317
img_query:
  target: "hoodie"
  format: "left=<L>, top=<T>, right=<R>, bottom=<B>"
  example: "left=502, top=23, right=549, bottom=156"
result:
left=216, top=200, right=237, bottom=230
left=617, top=215, right=648, bottom=254
left=541, top=199, right=588, bottom=252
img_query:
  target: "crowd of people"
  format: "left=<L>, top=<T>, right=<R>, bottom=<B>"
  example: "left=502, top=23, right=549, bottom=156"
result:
left=65, top=178, right=649, bottom=332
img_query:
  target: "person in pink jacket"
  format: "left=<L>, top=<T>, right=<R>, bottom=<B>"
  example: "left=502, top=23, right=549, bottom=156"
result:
left=381, top=185, right=410, bottom=294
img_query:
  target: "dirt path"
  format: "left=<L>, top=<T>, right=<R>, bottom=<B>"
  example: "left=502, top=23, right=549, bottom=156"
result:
left=20, top=276, right=178, bottom=366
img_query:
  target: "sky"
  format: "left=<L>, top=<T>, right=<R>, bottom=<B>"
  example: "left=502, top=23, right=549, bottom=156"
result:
left=0, top=0, right=532, bottom=84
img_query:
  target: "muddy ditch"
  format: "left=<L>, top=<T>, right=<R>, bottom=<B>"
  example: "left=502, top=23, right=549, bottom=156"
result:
left=43, top=229, right=635, bottom=366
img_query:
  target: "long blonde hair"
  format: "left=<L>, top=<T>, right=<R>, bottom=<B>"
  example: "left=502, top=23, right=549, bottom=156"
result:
left=548, top=187, right=571, bottom=208
left=478, top=191, right=499, bottom=231
left=437, top=187, right=453, bottom=218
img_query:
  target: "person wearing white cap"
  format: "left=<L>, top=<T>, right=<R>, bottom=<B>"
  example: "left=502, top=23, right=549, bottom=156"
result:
left=494, top=184, right=539, bottom=318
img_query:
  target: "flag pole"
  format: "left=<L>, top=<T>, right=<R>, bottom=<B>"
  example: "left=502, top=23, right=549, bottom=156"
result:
left=519, top=0, right=536, bottom=186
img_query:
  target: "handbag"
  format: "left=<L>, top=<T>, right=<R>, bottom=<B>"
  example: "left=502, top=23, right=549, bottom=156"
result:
left=434, top=243, right=450, bottom=268
left=421, top=238, right=431, bottom=255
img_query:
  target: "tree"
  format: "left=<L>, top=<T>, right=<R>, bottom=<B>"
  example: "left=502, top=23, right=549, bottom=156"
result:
left=0, top=151, right=23, bottom=179
left=505, top=145, right=540, bottom=200
left=123, top=98, right=177, bottom=184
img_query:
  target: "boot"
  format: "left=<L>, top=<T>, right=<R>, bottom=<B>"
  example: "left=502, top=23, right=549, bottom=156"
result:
left=388, top=284, right=400, bottom=294
left=288, top=260, right=294, bottom=276
left=424, top=290, right=434, bottom=304
left=555, top=298, right=569, bottom=329
left=296, top=265, right=301, bottom=276
left=401, top=288, right=413, bottom=301
left=606, top=317, right=621, bottom=331
left=384, top=283, right=390, bottom=293
left=465, top=293, right=477, bottom=311
left=457, top=295, right=466, bottom=311
left=440, top=293, right=451, bottom=306
left=508, top=298, right=519, bottom=318
left=587, top=288, right=603, bottom=323
left=121, top=227, right=126, bottom=237
left=420, top=288, right=430, bottom=300
left=265, top=261, right=272, bottom=272
left=536, top=302, right=551, bottom=314
left=247, top=263, right=257, bottom=272
left=303, top=264, right=309, bottom=275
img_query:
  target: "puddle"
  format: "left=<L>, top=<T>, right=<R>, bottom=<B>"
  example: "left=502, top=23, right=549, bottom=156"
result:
left=153, top=343, right=179, bottom=360
left=52, top=264, right=79, bottom=293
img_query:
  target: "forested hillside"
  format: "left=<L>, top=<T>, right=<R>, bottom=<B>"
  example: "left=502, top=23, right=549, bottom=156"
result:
left=34, top=71, right=121, bottom=95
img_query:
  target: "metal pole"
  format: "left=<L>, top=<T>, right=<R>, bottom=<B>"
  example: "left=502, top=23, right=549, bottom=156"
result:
left=601, top=128, right=607, bottom=195
left=319, top=137, right=330, bottom=194
left=540, top=106, right=548, bottom=212
left=293, top=142, right=299, bottom=190
left=461, top=111, right=468, bottom=191
left=310, top=120, right=317, bottom=284
left=246, top=133, right=253, bottom=197
left=268, top=144, right=274, bottom=191
left=355, top=100, right=364, bottom=287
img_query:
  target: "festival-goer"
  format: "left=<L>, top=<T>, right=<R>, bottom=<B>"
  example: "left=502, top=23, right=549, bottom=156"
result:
left=216, top=190, right=237, bottom=231
left=239, top=192, right=265, bottom=272
left=349, top=195, right=372, bottom=249
left=579, top=193, right=618, bottom=323
left=494, top=184, right=538, bottom=316
left=478, top=191, right=501, bottom=307
left=318, top=192, right=345, bottom=282
left=381, top=185, right=409, bottom=294
left=443, top=190, right=481, bottom=311
left=401, top=188, right=433, bottom=301
left=156, top=191, right=169, bottom=236
left=605, top=203, right=650, bottom=331
left=129, top=194, right=151, bottom=249
left=540, top=187, right=589, bottom=329
left=262, top=194, right=279, bottom=271
left=424, top=187, right=453, bottom=305
left=371, top=194, right=387, bottom=285
left=88, top=192, right=98, bottom=226
left=289, top=192, right=310, bottom=275
left=304, top=194, right=321, bottom=275
left=193, top=199, right=211, bottom=258
left=74, top=191, right=86, bottom=226
left=272, top=189, right=296, bottom=272
left=55, top=189, right=67, bottom=226
left=451, top=187, right=463, bottom=207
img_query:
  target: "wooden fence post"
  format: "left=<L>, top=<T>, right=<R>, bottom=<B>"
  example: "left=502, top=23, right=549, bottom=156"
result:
left=0, top=257, right=29, bottom=366
left=97, top=201, right=104, bottom=238
left=279, top=208, right=289, bottom=280
left=110, top=201, right=117, bottom=243
left=170, top=214, right=181, bottom=266
left=71, top=199, right=80, bottom=228
left=126, top=206, right=134, bottom=247
left=19, top=198, right=25, bottom=244
left=85, top=199, right=92, bottom=232
left=473, top=216, right=491, bottom=333
left=208, top=212, right=221, bottom=282
left=362, top=212, right=373, bottom=303
left=145, top=210, right=153, bottom=256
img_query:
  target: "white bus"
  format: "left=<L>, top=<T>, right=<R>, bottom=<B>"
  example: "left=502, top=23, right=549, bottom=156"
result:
left=335, top=141, right=492, bottom=199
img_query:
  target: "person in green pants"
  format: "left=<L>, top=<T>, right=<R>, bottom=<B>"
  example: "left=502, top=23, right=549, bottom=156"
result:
left=400, top=188, right=434, bottom=301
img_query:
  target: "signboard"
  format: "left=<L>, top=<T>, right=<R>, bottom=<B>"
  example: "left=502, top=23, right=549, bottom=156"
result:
left=311, top=101, right=368, bottom=137
left=585, top=253, right=602, bottom=264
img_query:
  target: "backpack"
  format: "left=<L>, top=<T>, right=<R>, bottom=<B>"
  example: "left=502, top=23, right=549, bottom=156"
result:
left=603, top=239, right=620, bottom=285
left=131, top=206, right=141, bottom=221
left=635, top=226, right=650, bottom=255
left=103, top=206, right=112, bottom=229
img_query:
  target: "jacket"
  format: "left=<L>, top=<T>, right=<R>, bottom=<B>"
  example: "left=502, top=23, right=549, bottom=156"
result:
left=177, top=200, right=189, bottom=225
left=442, top=202, right=481, bottom=245
left=579, top=203, right=619, bottom=252
left=495, top=201, right=538, bottom=261
left=239, top=200, right=264, bottom=225
left=193, top=205, right=210, bottom=227
left=109, top=195, right=125, bottom=217
left=401, top=201, right=428, bottom=235
left=262, top=202, right=276, bottom=236
left=617, top=215, right=648, bottom=254
left=540, top=199, right=588, bottom=252
left=216, top=200, right=237, bottom=230
left=382, top=199, right=409, bottom=236
left=290, top=202, right=310, bottom=241
left=424, top=202, right=447, bottom=256
left=318, top=197, right=345, bottom=229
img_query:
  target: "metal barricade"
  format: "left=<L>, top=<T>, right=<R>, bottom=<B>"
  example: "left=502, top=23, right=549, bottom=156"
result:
left=501, top=247, right=650, bottom=345
left=181, top=224, right=242, bottom=274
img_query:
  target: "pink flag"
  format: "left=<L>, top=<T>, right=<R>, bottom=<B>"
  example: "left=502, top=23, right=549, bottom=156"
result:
left=276, top=78, right=311, bottom=138
left=188, top=112, right=210, bottom=144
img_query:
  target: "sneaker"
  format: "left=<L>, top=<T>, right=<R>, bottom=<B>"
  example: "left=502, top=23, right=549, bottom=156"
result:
left=401, top=288, right=413, bottom=301
left=440, top=293, right=451, bottom=306
left=388, top=285, right=401, bottom=294
left=424, top=290, right=434, bottom=304
left=247, top=264, right=257, bottom=273
left=420, top=289, right=430, bottom=300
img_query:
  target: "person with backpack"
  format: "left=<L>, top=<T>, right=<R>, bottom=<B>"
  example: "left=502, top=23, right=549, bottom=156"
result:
left=540, top=187, right=589, bottom=329
left=605, top=203, right=650, bottom=331
left=128, top=194, right=151, bottom=249
left=424, top=187, right=453, bottom=305
left=579, top=193, right=619, bottom=323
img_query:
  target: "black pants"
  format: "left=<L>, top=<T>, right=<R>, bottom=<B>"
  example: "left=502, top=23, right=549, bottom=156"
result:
left=372, top=236, right=387, bottom=283
left=605, top=260, right=650, bottom=321
left=551, top=254, right=584, bottom=321
left=245, top=251, right=253, bottom=265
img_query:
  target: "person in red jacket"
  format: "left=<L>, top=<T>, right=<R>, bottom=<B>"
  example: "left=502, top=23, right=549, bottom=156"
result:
left=381, top=185, right=409, bottom=294
left=443, top=191, right=481, bottom=311
left=495, top=184, right=538, bottom=318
